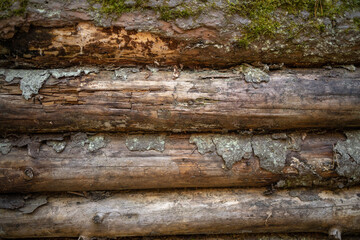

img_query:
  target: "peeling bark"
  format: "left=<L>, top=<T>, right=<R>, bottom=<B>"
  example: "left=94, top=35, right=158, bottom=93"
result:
left=0, top=1, right=360, bottom=68
left=1, top=68, right=360, bottom=133
left=0, top=131, right=358, bottom=193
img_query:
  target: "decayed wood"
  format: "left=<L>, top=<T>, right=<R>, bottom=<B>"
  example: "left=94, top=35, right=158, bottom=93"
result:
left=0, top=187, right=359, bottom=238
left=1, top=68, right=360, bottom=133
left=0, top=1, right=359, bottom=68
left=1, top=131, right=357, bottom=193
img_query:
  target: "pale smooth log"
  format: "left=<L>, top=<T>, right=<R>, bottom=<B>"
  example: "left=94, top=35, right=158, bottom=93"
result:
left=0, top=187, right=359, bottom=238
left=1, top=68, right=360, bottom=133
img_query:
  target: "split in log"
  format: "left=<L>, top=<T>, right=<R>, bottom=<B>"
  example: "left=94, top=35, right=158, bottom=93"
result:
left=0, top=187, right=359, bottom=238
left=0, top=1, right=360, bottom=68
left=1, top=67, right=360, bottom=133
left=1, top=131, right=359, bottom=193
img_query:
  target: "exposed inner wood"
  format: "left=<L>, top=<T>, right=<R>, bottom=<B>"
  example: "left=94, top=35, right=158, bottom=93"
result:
left=1, top=0, right=359, bottom=68
left=1, top=68, right=359, bottom=133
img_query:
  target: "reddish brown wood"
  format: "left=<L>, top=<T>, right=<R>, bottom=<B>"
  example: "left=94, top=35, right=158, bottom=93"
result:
left=0, top=132, right=351, bottom=193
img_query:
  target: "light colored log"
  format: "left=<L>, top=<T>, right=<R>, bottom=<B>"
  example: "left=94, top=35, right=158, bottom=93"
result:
left=0, top=187, right=359, bottom=238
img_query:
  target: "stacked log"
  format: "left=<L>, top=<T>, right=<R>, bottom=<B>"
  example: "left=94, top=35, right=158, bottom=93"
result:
left=1, top=0, right=360, bottom=239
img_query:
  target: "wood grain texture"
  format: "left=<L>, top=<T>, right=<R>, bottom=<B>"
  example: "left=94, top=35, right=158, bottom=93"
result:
left=0, top=131, right=354, bottom=193
left=1, top=68, right=360, bottom=133
left=0, top=0, right=359, bottom=68
left=1, top=187, right=359, bottom=238
left=15, top=233, right=360, bottom=240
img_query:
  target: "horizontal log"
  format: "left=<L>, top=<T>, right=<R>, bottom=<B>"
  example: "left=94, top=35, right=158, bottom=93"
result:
left=12, top=233, right=360, bottom=240
left=0, top=1, right=359, bottom=68
left=1, top=131, right=359, bottom=192
left=1, top=67, right=360, bottom=133
left=0, top=187, right=359, bottom=238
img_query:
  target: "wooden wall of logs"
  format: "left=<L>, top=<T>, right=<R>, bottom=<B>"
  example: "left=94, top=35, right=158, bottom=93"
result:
left=1, top=0, right=360, bottom=239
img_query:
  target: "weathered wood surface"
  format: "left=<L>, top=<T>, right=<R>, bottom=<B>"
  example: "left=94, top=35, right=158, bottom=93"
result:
left=1, top=68, right=360, bottom=133
left=14, top=233, right=360, bottom=240
left=1, top=187, right=359, bottom=238
left=1, top=131, right=359, bottom=193
left=0, top=1, right=359, bottom=68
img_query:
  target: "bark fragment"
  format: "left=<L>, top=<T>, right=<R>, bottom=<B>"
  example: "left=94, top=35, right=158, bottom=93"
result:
left=333, top=131, right=360, bottom=180
left=252, top=135, right=287, bottom=174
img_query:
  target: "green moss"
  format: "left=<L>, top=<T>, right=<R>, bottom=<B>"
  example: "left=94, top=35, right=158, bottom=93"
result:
left=228, top=0, right=360, bottom=48
left=88, top=0, right=145, bottom=15
left=236, top=37, right=250, bottom=49
left=88, top=0, right=203, bottom=21
left=158, top=5, right=198, bottom=21
left=0, top=0, right=28, bottom=19
left=354, top=17, right=360, bottom=30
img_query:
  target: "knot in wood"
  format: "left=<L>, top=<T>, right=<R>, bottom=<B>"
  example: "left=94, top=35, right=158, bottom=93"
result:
left=24, top=168, right=34, bottom=180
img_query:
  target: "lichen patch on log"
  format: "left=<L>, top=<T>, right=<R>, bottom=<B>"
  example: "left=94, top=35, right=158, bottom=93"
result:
left=125, top=134, right=166, bottom=152
left=212, top=135, right=252, bottom=170
left=236, top=64, right=270, bottom=86
left=0, top=139, right=11, bottom=155
left=190, top=134, right=293, bottom=172
left=87, top=136, right=106, bottom=152
left=333, top=131, right=360, bottom=180
left=189, top=135, right=216, bottom=155
left=46, top=140, right=67, bottom=153
left=0, top=194, right=47, bottom=214
left=1, top=69, right=50, bottom=100
left=0, top=68, right=99, bottom=100
left=252, top=135, right=287, bottom=174
left=189, top=134, right=252, bottom=169
left=18, top=195, right=47, bottom=214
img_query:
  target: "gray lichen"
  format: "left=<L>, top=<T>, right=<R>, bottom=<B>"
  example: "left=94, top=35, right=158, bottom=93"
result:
left=114, top=68, right=139, bottom=80
left=0, top=68, right=99, bottom=100
left=212, top=135, right=252, bottom=169
left=252, top=135, right=287, bottom=174
left=286, top=132, right=302, bottom=152
left=236, top=64, right=270, bottom=85
left=333, top=131, right=360, bottom=180
left=126, top=134, right=165, bottom=152
left=88, top=135, right=106, bottom=152
left=49, top=68, right=99, bottom=78
left=0, top=139, right=12, bottom=155
left=189, top=134, right=252, bottom=169
left=18, top=195, right=47, bottom=214
left=189, top=134, right=215, bottom=154
left=46, top=140, right=67, bottom=153
left=20, top=71, right=49, bottom=100
left=2, top=70, right=50, bottom=100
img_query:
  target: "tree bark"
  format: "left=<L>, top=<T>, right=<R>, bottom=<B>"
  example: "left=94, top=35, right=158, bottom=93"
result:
left=1, top=68, right=360, bottom=133
left=0, top=187, right=359, bottom=238
left=1, top=131, right=358, bottom=193
left=0, top=1, right=359, bottom=68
